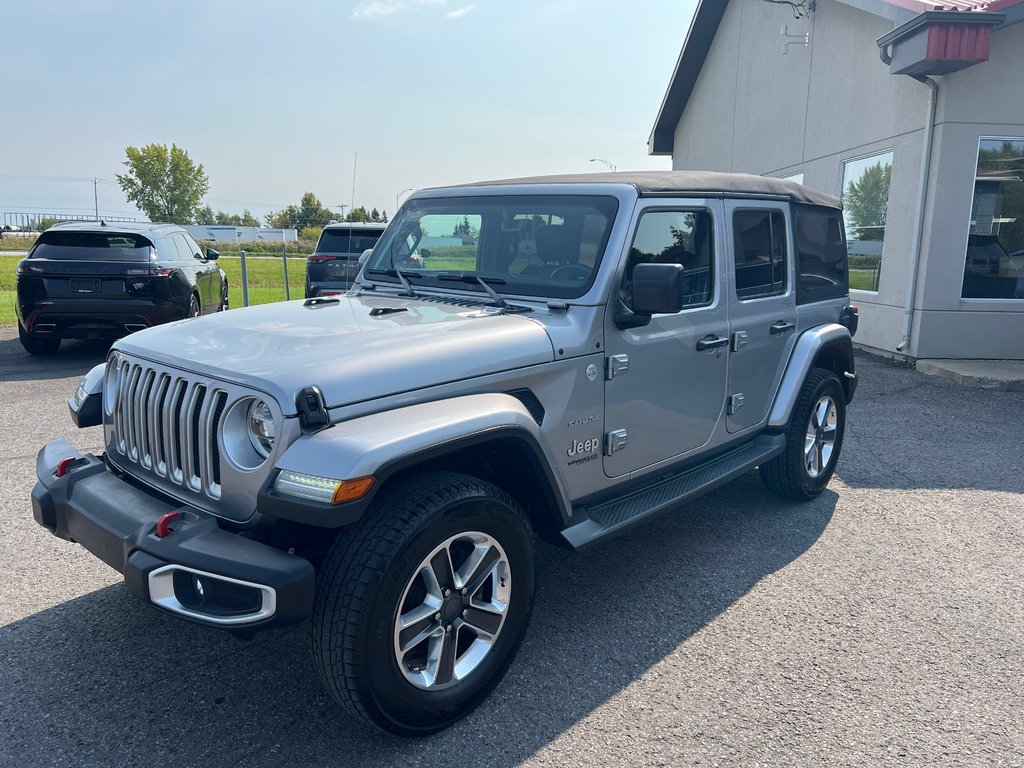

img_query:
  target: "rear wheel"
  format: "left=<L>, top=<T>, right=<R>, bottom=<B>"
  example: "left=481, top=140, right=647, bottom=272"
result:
left=189, top=294, right=200, bottom=317
left=218, top=280, right=229, bottom=311
left=760, top=367, right=846, bottom=501
left=19, top=324, right=60, bottom=355
left=311, top=471, right=535, bottom=736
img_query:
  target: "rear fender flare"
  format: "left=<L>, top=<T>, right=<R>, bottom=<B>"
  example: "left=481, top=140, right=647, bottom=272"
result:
left=768, top=323, right=854, bottom=429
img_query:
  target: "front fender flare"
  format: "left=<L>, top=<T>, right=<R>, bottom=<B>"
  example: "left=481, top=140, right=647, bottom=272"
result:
left=259, top=393, right=571, bottom=528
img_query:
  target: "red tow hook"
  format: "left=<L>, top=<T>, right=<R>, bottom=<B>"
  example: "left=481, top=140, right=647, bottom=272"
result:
left=55, top=457, right=79, bottom=478
left=155, top=511, right=180, bottom=539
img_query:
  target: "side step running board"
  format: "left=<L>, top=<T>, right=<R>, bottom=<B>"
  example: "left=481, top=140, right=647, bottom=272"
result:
left=561, top=435, right=785, bottom=551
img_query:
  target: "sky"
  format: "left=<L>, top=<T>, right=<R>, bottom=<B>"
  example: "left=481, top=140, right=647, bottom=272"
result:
left=0, top=0, right=698, bottom=225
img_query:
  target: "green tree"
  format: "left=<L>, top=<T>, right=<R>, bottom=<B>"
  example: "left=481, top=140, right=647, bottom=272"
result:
left=844, top=162, right=891, bottom=241
left=116, top=143, right=210, bottom=223
left=345, top=206, right=370, bottom=223
left=266, top=193, right=338, bottom=229
left=196, top=205, right=216, bottom=224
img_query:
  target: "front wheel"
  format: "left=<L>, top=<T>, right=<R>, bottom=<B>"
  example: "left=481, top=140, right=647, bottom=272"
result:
left=760, top=367, right=846, bottom=501
left=311, top=472, right=535, bottom=736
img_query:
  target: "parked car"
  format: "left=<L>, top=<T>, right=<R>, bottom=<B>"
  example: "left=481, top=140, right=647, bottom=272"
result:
left=304, top=222, right=387, bottom=297
left=34, top=172, right=858, bottom=736
left=16, top=221, right=228, bottom=354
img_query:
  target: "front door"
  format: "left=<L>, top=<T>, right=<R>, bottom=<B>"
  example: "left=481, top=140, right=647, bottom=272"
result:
left=603, top=202, right=729, bottom=478
left=724, top=202, right=798, bottom=433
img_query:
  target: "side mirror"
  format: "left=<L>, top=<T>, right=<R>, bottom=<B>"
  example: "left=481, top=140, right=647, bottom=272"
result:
left=419, top=248, right=431, bottom=259
left=631, top=262, right=685, bottom=315
left=205, top=247, right=220, bottom=261
left=359, top=248, right=373, bottom=266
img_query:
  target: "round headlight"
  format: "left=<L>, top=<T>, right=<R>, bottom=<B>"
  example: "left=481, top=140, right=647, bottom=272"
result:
left=247, top=400, right=276, bottom=458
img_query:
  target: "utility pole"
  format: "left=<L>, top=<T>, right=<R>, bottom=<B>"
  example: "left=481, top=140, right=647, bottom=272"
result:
left=93, top=178, right=99, bottom=220
left=350, top=153, right=358, bottom=216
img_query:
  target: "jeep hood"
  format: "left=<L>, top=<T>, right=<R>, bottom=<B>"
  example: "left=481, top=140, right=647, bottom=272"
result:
left=113, top=295, right=555, bottom=413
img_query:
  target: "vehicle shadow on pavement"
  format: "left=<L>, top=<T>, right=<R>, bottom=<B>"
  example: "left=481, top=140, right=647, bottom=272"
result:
left=0, top=333, right=110, bottom=383
left=0, top=472, right=836, bottom=767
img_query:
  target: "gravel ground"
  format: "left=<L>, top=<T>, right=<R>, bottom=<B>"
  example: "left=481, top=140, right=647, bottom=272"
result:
left=0, top=328, right=1021, bottom=767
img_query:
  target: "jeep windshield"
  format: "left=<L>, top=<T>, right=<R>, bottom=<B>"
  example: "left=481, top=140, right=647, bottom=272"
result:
left=363, top=195, right=618, bottom=300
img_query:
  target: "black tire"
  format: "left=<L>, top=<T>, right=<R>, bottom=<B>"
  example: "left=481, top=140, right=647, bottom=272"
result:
left=18, top=324, right=60, bottom=355
left=219, top=280, right=229, bottom=311
left=311, top=471, right=535, bottom=736
left=189, top=294, right=200, bottom=317
left=760, top=367, right=846, bottom=501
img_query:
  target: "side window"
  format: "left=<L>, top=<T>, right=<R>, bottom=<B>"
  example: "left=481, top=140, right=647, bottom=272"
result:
left=622, top=209, right=714, bottom=309
left=794, top=205, right=849, bottom=304
left=733, top=209, right=787, bottom=300
left=170, top=234, right=195, bottom=263
left=182, top=233, right=204, bottom=259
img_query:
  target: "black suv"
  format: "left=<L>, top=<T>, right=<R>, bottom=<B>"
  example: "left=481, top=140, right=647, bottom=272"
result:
left=304, top=222, right=386, bottom=297
left=16, top=222, right=228, bottom=355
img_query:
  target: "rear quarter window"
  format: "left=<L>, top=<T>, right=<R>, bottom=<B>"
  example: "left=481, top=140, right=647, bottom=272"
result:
left=30, top=231, right=154, bottom=261
left=793, top=205, right=849, bottom=304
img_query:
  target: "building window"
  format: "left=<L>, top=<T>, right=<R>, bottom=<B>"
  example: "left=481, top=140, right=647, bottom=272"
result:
left=840, top=150, right=893, bottom=292
left=962, top=138, right=1024, bottom=300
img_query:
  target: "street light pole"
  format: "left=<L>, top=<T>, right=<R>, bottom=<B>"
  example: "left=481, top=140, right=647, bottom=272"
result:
left=589, top=158, right=617, bottom=172
left=396, top=188, right=413, bottom=210
left=93, top=178, right=99, bottom=220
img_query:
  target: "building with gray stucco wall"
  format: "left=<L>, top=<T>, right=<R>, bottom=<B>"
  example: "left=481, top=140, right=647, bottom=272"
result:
left=651, top=0, right=1024, bottom=360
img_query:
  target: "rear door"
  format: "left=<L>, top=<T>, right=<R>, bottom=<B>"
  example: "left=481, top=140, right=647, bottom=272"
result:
left=183, top=232, right=218, bottom=308
left=724, top=202, right=798, bottom=433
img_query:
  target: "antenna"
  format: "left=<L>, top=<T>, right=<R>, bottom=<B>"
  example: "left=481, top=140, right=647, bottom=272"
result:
left=780, top=24, right=809, bottom=55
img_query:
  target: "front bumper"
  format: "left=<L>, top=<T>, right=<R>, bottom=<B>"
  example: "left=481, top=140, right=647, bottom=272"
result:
left=32, top=438, right=315, bottom=631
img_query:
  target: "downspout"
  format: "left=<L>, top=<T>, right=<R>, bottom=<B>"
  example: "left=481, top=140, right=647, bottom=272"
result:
left=880, top=43, right=938, bottom=353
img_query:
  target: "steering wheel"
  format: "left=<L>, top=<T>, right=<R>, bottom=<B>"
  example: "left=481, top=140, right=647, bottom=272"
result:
left=550, top=263, right=591, bottom=281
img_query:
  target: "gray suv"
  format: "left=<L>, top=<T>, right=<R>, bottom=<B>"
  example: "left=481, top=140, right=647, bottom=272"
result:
left=33, top=172, right=858, bottom=736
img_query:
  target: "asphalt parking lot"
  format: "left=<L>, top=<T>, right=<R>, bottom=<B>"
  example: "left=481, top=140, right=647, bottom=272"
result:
left=1, top=328, right=1021, bottom=767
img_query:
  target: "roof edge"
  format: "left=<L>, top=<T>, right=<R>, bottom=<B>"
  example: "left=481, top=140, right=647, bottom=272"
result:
left=648, top=0, right=729, bottom=157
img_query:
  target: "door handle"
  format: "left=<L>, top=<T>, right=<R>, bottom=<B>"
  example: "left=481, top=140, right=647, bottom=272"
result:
left=769, top=321, right=795, bottom=335
left=696, top=334, right=730, bottom=351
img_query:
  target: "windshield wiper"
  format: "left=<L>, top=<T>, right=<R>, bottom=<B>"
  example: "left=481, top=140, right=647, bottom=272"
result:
left=437, top=273, right=510, bottom=310
left=364, top=267, right=421, bottom=298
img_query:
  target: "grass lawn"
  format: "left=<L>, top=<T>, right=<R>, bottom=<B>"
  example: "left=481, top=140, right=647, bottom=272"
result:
left=849, top=268, right=879, bottom=292
left=0, top=253, right=308, bottom=327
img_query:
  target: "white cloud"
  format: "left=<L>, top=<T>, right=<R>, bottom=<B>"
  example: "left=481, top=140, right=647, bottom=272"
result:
left=352, top=0, right=407, bottom=20
left=353, top=0, right=476, bottom=21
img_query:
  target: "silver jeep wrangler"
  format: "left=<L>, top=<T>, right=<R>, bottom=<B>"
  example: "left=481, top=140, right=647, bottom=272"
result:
left=33, top=172, right=858, bottom=735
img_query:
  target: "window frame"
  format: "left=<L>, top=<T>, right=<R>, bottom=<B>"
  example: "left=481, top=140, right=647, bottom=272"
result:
left=839, top=147, right=894, bottom=296
left=620, top=206, right=717, bottom=313
left=959, top=135, right=1024, bottom=303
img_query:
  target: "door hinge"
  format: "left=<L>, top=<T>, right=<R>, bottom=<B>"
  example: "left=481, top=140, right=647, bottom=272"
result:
left=606, top=354, right=630, bottom=380
left=605, top=429, right=628, bottom=455
left=731, top=331, right=748, bottom=352
left=727, top=393, right=745, bottom=415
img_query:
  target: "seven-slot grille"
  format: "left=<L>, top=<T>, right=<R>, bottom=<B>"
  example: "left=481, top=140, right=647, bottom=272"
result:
left=109, top=357, right=228, bottom=500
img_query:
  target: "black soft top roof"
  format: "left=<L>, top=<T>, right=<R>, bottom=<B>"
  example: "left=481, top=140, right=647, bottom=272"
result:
left=456, top=170, right=840, bottom=209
